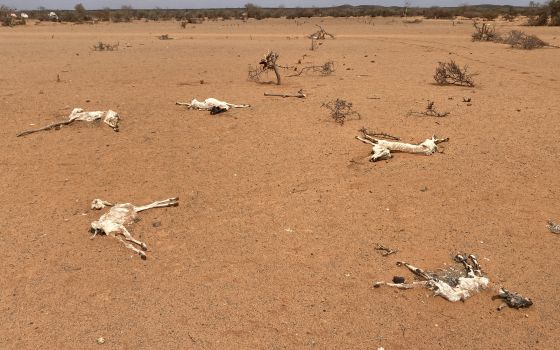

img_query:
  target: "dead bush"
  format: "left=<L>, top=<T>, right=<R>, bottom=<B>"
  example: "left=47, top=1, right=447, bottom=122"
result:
left=322, top=99, right=361, bottom=125
left=472, top=22, right=497, bottom=41
left=308, top=25, right=335, bottom=40
left=248, top=51, right=282, bottom=85
left=499, top=30, right=549, bottom=49
left=92, top=42, right=119, bottom=51
left=434, top=60, right=475, bottom=87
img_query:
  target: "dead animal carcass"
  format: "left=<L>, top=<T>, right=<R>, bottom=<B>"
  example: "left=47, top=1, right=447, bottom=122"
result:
left=90, top=197, right=178, bottom=259
left=176, top=98, right=250, bottom=115
left=17, top=108, right=120, bottom=137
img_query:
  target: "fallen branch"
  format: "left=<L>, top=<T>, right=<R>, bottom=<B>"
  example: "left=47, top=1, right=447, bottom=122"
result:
left=407, top=100, right=449, bottom=118
left=375, top=244, right=398, bottom=256
left=17, top=108, right=120, bottom=137
left=288, top=61, right=335, bottom=77
left=264, top=89, right=306, bottom=98
left=359, top=127, right=400, bottom=141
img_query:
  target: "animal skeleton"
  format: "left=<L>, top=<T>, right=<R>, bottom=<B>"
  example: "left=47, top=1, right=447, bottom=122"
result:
left=547, top=220, right=560, bottom=234
left=90, top=197, right=179, bottom=259
left=17, top=108, right=120, bottom=137
left=176, top=98, right=250, bottom=114
left=356, top=133, right=449, bottom=162
left=375, top=254, right=489, bottom=302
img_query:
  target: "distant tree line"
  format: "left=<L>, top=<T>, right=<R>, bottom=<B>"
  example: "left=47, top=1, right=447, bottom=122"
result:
left=2, top=1, right=559, bottom=26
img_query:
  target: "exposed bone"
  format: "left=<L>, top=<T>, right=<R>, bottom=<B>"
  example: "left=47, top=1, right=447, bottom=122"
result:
left=17, top=108, right=120, bottom=137
left=91, top=199, right=113, bottom=210
left=377, top=255, right=489, bottom=303
left=374, top=281, right=427, bottom=289
left=90, top=197, right=179, bottom=259
left=176, top=98, right=250, bottom=114
left=356, top=134, right=449, bottom=162
left=547, top=220, right=560, bottom=234
left=497, top=288, right=533, bottom=310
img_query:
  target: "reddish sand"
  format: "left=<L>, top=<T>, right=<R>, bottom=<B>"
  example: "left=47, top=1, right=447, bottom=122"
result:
left=1, top=17, right=559, bottom=349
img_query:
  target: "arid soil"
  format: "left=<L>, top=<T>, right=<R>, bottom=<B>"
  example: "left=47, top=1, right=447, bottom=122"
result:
left=1, top=17, right=559, bottom=349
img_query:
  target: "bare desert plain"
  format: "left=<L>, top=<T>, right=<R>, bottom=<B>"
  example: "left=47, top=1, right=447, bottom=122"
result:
left=1, top=16, right=559, bottom=349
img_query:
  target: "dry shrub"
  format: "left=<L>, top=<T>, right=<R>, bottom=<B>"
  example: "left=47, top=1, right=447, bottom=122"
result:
left=92, top=42, right=119, bottom=51
left=499, top=30, right=549, bottom=49
left=434, top=60, right=475, bottom=87
left=248, top=51, right=282, bottom=85
left=472, top=22, right=497, bottom=41
left=322, top=99, right=360, bottom=125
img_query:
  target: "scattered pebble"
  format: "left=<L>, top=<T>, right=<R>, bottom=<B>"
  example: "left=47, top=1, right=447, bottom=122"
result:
left=96, top=337, right=105, bottom=345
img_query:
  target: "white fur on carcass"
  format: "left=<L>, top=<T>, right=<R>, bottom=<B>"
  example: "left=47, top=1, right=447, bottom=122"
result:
left=357, top=135, right=448, bottom=162
left=90, top=198, right=178, bottom=259
left=68, top=108, right=120, bottom=131
left=177, top=98, right=250, bottom=112
left=430, top=276, right=489, bottom=302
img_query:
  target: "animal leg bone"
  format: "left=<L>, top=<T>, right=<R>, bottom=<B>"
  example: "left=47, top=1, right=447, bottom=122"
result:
left=119, top=225, right=147, bottom=250
left=115, top=235, right=146, bottom=259
left=134, top=197, right=179, bottom=212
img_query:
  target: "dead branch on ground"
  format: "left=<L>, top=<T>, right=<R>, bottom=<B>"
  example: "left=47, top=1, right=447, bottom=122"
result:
left=158, top=34, right=173, bottom=40
left=434, top=60, right=475, bottom=87
left=359, top=127, right=400, bottom=141
left=322, top=99, right=360, bottom=125
left=375, top=244, right=398, bottom=256
left=264, top=89, right=306, bottom=98
left=289, top=61, right=335, bottom=77
left=407, top=100, right=449, bottom=117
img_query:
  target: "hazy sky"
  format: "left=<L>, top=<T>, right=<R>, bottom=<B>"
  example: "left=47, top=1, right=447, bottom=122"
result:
left=5, top=0, right=531, bottom=10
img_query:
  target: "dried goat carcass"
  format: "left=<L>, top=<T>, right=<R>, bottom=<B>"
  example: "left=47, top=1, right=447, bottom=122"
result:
left=547, top=219, right=560, bottom=234
left=90, top=197, right=179, bottom=259
left=176, top=98, right=250, bottom=115
left=356, top=130, right=448, bottom=162
left=17, top=108, right=120, bottom=137
left=375, top=254, right=489, bottom=302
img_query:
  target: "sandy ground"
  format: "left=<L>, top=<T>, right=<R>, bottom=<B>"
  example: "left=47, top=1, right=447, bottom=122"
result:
left=1, top=17, right=559, bottom=349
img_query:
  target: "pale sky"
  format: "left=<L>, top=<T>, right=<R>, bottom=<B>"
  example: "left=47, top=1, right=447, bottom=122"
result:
left=5, top=0, right=531, bottom=10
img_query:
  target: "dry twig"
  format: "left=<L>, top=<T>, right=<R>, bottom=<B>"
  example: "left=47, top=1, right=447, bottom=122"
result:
left=407, top=100, right=449, bottom=117
left=264, top=89, right=306, bottom=98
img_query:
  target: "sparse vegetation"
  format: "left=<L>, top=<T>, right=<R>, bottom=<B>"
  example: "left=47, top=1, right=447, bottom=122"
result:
left=500, top=30, right=550, bottom=49
left=322, top=99, right=361, bottom=125
left=92, top=42, right=120, bottom=51
left=472, top=22, right=498, bottom=42
left=248, top=51, right=282, bottom=85
left=434, top=60, right=475, bottom=87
